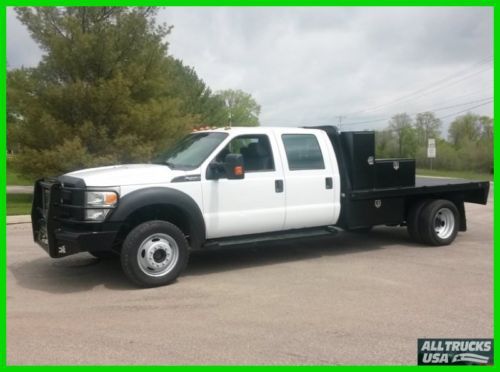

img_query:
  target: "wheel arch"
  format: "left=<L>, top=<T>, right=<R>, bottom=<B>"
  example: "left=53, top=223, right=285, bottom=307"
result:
left=109, top=187, right=206, bottom=249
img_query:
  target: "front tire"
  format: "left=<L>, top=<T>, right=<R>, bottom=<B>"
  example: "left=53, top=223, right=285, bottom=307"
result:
left=418, top=199, right=459, bottom=246
left=121, top=220, right=189, bottom=287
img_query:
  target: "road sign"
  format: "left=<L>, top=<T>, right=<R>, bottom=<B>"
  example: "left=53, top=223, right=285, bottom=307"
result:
left=427, top=138, right=436, bottom=158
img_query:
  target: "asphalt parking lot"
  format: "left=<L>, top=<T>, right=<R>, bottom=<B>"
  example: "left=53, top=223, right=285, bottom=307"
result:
left=7, top=199, right=493, bottom=365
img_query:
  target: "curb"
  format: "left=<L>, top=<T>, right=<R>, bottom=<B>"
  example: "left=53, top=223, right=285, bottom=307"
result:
left=7, top=215, right=31, bottom=225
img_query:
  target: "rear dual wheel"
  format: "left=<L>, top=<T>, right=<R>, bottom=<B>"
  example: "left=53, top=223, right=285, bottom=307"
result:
left=407, top=199, right=459, bottom=246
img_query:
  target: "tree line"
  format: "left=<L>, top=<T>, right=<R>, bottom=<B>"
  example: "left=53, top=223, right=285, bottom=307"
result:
left=375, top=111, right=493, bottom=173
left=7, top=7, right=260, bottom=178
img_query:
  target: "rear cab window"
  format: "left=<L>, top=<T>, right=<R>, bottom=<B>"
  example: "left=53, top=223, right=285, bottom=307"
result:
left=282, top=134, right=325, bottom=170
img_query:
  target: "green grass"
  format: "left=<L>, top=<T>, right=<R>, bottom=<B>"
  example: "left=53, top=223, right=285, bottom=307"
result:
left=416, top=168, right=493, bottom=181
left=7, top=194, right=33, bottom=216
left=6, top=167, right=33, bottom=186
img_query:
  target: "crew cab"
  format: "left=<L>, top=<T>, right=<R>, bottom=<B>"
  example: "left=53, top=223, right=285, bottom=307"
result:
left=31, top=126, right=490, bottom=287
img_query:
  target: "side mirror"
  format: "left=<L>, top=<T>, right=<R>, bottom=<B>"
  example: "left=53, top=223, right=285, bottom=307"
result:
left=224, top=153, right=245, bottom=180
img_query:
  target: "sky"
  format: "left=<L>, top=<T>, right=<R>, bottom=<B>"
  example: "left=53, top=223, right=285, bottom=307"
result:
left=7, top=7, right=493, bottom=133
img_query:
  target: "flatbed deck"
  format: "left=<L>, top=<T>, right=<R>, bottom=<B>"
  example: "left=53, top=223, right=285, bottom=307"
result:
left=350, top=177, right=489, bottom=205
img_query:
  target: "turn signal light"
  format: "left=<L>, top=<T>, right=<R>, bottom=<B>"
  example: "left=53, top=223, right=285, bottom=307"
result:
left=234, top=166, right=244, bottom=176
left=105, top=193, right=118, bottom=205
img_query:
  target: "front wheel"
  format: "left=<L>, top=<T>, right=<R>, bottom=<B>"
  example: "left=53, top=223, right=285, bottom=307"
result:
left=121, top=220, right=189, bottom=287
left=418, top=199, right=459, bottom=246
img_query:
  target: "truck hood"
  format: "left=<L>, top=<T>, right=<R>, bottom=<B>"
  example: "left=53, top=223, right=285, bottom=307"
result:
left=65, top=164, right=189, bottom=187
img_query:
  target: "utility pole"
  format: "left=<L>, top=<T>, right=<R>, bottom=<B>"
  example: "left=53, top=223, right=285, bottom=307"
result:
left=225, top=98, right=232, bottom=128
left=336, top=116, right=346, bottom=132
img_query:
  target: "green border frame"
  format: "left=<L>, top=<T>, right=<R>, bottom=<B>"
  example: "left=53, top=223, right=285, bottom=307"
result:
left=1, top=2, right=496, bottom=368
left=0, top=1, right=497, bottom=5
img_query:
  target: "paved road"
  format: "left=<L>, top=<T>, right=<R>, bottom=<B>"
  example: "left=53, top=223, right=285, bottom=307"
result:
left=7, top=186, right=33, bottom=194
left=7, top=201, right=492, bottom=365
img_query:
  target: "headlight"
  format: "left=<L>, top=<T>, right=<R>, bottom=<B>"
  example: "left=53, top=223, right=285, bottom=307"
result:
left=85, top=189, right=119, bottom=221
left=86, top=191, right=118, bottom=206
left=85, top=208, right=112, bottom=221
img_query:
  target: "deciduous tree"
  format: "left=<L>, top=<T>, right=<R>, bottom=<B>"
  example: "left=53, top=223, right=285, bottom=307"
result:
left=215, top=89, right=261, bottom=127
left=415, top=111, right=441, bottom=146
left=448, top=113, right=482, bottom=147
left=388, top=113, right=417, bottom=157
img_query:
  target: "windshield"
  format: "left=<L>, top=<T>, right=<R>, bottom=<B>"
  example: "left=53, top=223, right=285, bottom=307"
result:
left=153, top=132, right=228, bottom=170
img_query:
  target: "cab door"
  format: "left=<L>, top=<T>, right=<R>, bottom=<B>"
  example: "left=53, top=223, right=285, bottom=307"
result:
left=201, top=133, right=286, bottom=239
left=276, top=131, right=340, bottom=229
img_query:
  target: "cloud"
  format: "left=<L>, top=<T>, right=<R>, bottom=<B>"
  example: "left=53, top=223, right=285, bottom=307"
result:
left=7, top=7, right=40, bottom=69
left=7, top=6, right=493, bottom=130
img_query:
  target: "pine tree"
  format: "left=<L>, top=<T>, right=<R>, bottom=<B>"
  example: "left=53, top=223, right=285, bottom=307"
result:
left=8, top=7, right=211, bottom=177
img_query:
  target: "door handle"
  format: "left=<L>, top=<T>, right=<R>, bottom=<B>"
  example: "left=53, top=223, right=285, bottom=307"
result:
left=275, top=180, right=284, bottom=193
left=325, top=177, right=333, bottom=189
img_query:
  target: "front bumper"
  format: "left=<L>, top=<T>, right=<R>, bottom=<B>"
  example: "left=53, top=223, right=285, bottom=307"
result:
left=44, top=227, right=119, bottom=258
left=31, top=179, right=120, bottom=258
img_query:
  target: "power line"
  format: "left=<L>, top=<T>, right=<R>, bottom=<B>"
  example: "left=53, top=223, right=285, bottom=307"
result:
left=402, top=65, right=492, bottom=105
left=417, top=96, right=489, bottom=116
left=437, top=100, right=493, bottom=120
left=416, top=84, right=493, bottom=107
left=356, top=100, right=493, bottom=134
left=345, top=56, right=493, bottom=117
left=350, top=64, right=492, bottom=117
left=422, top=97, right=492, bottom=113
left=341, top=97, right=493, bottom=127
left=352, top=57, right=492, bottom=111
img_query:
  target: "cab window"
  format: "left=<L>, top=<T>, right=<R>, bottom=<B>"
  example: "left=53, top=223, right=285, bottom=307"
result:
left=216, top=135, right=275, bottom=172
left=282, top=134, right=325, bottom=170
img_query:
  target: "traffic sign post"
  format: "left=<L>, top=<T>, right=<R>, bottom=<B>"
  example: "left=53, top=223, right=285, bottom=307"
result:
left=427, top=138, right=436, bottom=170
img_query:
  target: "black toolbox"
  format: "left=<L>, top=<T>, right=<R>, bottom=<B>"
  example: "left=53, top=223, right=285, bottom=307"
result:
left=340, top=131, right=375, bottom=190
left=374, top=159, right=415, bottom=188
left=339, top=131, right=416, bottom=190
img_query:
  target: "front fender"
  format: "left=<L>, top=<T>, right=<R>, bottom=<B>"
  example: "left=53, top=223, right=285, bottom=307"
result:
left=109, top=187, right=206, bottom=249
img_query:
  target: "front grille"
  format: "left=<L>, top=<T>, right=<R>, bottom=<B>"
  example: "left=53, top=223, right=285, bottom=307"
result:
left=32, top=176, right=118, bottom=258
left=42, top=186, right=50, bottom=218
left=57, top=182, right=86, bottom=221
left=34, top=177, right=87, bottom=224
left=33, top=176, right=118, bottom=228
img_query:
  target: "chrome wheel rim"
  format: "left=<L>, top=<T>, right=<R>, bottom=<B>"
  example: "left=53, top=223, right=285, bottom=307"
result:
left=434, top=208, right=455, bottom=239
left=137, top=233, right=179, bottom=277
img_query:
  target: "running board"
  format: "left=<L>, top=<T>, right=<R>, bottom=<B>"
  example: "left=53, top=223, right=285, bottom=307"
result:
left=201, top=226, right=340, bottom=250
